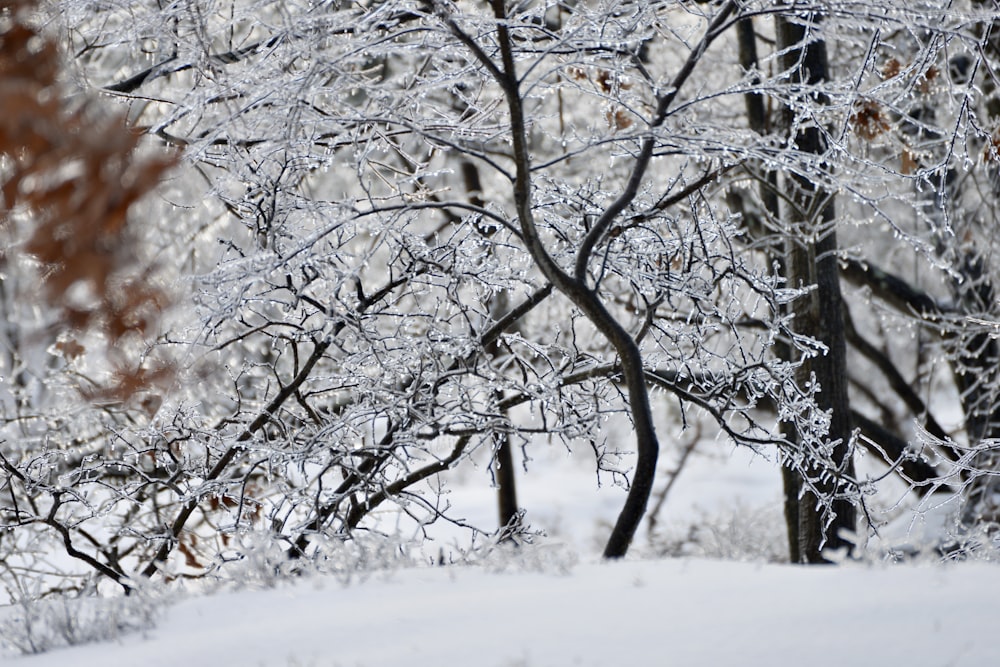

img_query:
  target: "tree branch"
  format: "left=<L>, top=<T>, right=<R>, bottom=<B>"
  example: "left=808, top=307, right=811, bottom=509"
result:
left=573, top=1, right=740, bottom=284
left=851, top=411, right=948, bottom=496
left=842, top=257, right=946, bottom=317
left=843, top=305, right=952, bottom=446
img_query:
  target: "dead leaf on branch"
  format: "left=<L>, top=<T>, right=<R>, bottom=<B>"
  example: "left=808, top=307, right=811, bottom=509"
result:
left=606, top=108, right=633, bottom=131
left=849, top=99, right=891, bottom=141
left=53, top=339, right=86, bottom=360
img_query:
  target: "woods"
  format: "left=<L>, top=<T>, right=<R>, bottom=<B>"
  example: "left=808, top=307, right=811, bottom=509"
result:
left=3, top=0, right=1000, bottom=607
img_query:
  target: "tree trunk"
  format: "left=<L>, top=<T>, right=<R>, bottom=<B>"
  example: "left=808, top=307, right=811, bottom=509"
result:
left=493, top=431, right=520, bottom=533
left=776, top=13, right=856, bottom=563
left=487, top=291, right=520, bottom=537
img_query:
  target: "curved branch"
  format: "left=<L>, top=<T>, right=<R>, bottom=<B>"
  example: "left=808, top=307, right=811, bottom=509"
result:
left=850, top=412, right=948, bottom=496
left=841, top=257, right=946, bottom=317
left=0, top=452, right=132, bottom=591
left=44, top=496, right=132, bottom=592
left=573, top=1, right=740, bottom=284
left=843, top=306, right=952, bottom=448
left=344, top=436, right=471, bottom=530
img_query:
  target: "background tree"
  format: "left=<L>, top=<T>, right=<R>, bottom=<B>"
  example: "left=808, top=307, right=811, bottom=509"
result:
left=730, top=1, right=1000, bottom=557
left=836, top=1, right=1000, bottom=542
left=773, top=11, right=856, bottom=563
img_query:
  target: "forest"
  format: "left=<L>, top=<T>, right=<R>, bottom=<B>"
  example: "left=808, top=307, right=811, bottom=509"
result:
left=2, top=0, right=1000, bottom=652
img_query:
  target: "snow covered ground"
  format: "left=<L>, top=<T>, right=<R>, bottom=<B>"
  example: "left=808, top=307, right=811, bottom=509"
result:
left=3, top=436, right=997, bottom=666
left=6, top=556, right=999, bottom=666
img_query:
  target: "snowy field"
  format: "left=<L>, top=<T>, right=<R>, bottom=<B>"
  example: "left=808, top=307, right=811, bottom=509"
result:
left=3, top=440, right=998, bottom=666
left=6, top=557, right=999, bottom=666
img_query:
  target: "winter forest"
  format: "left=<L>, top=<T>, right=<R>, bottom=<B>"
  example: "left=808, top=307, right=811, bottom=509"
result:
left=3, top=0, right=1000, bottom=660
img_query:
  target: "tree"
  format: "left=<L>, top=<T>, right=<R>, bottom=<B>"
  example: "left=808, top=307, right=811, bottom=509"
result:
left=4, top=0, right=1000, bottom=598
left=775, top=11, right=856, bottom=563
left=835, top=0, right=1000, bottom=542
left=732, top=2, right=1000, bottom=557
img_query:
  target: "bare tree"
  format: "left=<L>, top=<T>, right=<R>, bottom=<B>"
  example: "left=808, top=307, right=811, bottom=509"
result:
left=6, top=0, right=1000, bottom=600
left=774, top=11, right=856, bottom=563
left=833, top=1, right=1000, bottom=543
left=732, top=1, right=1000, bottom=557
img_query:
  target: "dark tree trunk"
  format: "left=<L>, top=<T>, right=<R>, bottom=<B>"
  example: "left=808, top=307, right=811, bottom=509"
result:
left=776, top=13, right=856, bottom=563
left=493, top=432, right=520, bottom=533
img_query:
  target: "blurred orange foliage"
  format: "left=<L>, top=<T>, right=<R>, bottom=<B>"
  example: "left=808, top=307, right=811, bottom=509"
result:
left=0, top=0, right=176, bottom=403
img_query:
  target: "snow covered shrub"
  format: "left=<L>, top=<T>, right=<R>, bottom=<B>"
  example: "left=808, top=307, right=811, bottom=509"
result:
left=650, top=503, right=789, bottom=563
left=448, top=528, right=579, bottom=576
left=0, top=587, right=168, bottom=656
left=938, top=528, right=1000, bottom=563
left=864, top=496, right=1000, bottom=564
left=216, top=529, right=422, bottom=588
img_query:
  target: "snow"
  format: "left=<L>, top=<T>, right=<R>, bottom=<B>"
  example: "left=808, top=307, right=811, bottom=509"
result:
left=7, top=558, right=998, bottom=667
left=4, top=441, right=998, bottom=667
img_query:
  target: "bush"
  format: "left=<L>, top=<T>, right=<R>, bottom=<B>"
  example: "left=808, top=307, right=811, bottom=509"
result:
left=0, top=587, right=168, bottom=656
